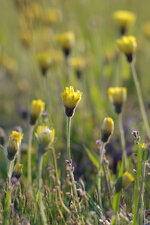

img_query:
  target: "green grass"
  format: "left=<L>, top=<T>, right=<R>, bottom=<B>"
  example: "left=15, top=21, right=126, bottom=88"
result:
left=0, top=0, right=150, bottom=224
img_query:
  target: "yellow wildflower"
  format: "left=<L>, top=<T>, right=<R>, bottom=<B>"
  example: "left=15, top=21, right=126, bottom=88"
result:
left=117, top=36, right=137, bottom=62
left=55, top=32, right=75, bottom=56
left=101, top=117, right=114, bottom=143
left=12, top=162, right=23, bottom=179
left=122, top=172, right=134, bottom=189
left=113, top=10, right=136, bottom=35
left=20, top=30, right=32, bottom=49
left=35, top=126, right=55, bottom=154
left=70, top=57, right=86, bottom=78
left=7, top=131, right=23, bottom=160
left=108, top=87, right=127, bottom=114
left=142, top=22, right=150, bottom=38
left=30, top=100, right=45, bottom=125
left=36, top=52, right=52, bottom=76
left=115, top=171, right=134, bottom=192
left=1, top=54, right=17, bottom=76
left=41, top=8, right=62, bottom=25
left=61, top=86, right=82, bottom=117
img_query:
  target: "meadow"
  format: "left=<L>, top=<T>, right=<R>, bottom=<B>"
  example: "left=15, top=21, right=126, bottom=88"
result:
left=0, top=0, right=150, bottom=224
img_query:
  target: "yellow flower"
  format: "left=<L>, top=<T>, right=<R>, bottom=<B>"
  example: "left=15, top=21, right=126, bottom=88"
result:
left=122, top=172, right=134, bottom=189
left=30, top=100, right=45, bottom=125
left=41, top=8, right=62, bottom=25
left=20, top=30, right=32, bottom=49
left=117, top=36, right=137, bottom=62
left=70, top=57, right=86, bottom=78
left=108, top=87, right=127, bottom=114
left=140, top=143, right=147, bottom=150
left=31, top=2, right=41, bottom=21
left=113, top=10, right=136, bottom=34
left=61, top=86, right=82, bottom=117
left=1, top=54, right=17, bottom=76
left=35, top=126, right=55, bottom=154
left=12, top=162, right=23, bottom=179
left=36, top=52, right=52, bottom=75
left=55, top=32, right=75, bottom=56
left=115, top=171, right=134, bottom=192
left=142, top=22, right=150, bottom=38
left=101, top=117, right=114, bottom=143
left=7, top=131, right=23, bottom=160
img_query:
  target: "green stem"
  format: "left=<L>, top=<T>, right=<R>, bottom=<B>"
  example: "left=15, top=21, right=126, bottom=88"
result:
left=118, top=113, right=128, bottom=170
left=3, top=160, right=15, bottom=224
left=51, top=146, right=70, bottom=214
left=140, top=152, right=147, bottom=224
left=67, top=117, right=71, bottom=161
left=131, top=62, right=150, bottom=139
left=66, top=117, right=84, bottom=223
left=97, top=143, right=105, bottom=216
left=102, top=162, right=112, bottom=207
left=28, top=125, right=34, bottom=185
left=38, top=154, right=47, bottom=225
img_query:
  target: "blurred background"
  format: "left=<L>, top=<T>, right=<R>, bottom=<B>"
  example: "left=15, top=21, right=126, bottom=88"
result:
left=0, top=0, right=150, bottom=185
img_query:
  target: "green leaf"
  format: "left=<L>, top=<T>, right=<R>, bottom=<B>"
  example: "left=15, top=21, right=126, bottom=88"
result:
left=84, top=145, right=99, bottom=168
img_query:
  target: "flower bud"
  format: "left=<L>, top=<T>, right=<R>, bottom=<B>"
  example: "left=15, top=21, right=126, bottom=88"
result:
left=36, top=52, right=52, bottom=76
left=108, top=87, right=127, bottom=114
left=113, top=10, right=136, bottom=35
left=12, top=162, right=23, bottom=179
left=115, top=172, right=134, bottom=192
left=30, top=99, right=45, bottom=125
left=117, top=36, right=137, bottom=62
left=7, top=131, right=23, bottom=160
left=55, top=32, right=75, bottom=57
left=70, top=57, right=86, bottom=79
left=122, top=172, right=134, bottom=189
left=35, top=126, right=55, bottom=155
left=61, top=86, right=82, bottom=117
left=101, top=117, right=114, bottom=143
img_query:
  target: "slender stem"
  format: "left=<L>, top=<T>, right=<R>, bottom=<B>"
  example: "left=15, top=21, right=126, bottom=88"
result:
left=28, top=125, right=34, bottom=185
left=118, top=113, right=128, bottom=170
left=66, top=117, right=84, bottom=223
left=102, top=162, right=112, bottom=207
left=51, top=146, right=70, bottom=214
left=67, top=117, right=71, bottom=161
left=38, top=154, right=47, bottom=225
left=140, top=153, right=147, bottom=224
left=97, top=143, right=105, bottom=215
left=131, top=62, right=150, bottom=139
left=3, top=160, right=15, bottom=224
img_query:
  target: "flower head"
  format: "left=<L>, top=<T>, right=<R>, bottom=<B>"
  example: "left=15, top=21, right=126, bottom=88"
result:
left=142, top=22, right=150, bottom=38
left=41, top=8, right=62, bottom=25
left=117, top=36, right=137, bottom=62
left=36, top=52, right=52, bottom=76
left=30, top=100, right=45, bottom=125
left=20, top=30, right=32, bottom=49
left=7, top=131, right=23, bottom=160
left=115, top=171, right=134, bottom=192
left=108, top=87, right=127, bottom=114
left=55, top=32, right=75, bottom=56
left=122, top=172, right=134, bottom=189
left=12, top=162, right=23, bottom=179
left=1, top=54, right=18, bottom=76
left=61, top=86, right=82, bottom=117
left=101, top=117, right=114, bottom=143
left=113, top=10, right=136, bottom=35
left=35, top=126, right=55, bottom=154
left=70, top=57, right=86, bottom=78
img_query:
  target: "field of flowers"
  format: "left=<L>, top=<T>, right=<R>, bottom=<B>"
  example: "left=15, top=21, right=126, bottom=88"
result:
left=0, top=0, right=150, bottom=224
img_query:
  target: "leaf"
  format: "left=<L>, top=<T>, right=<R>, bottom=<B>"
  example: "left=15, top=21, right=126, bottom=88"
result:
left=84, top=145, right=99, bottom=168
